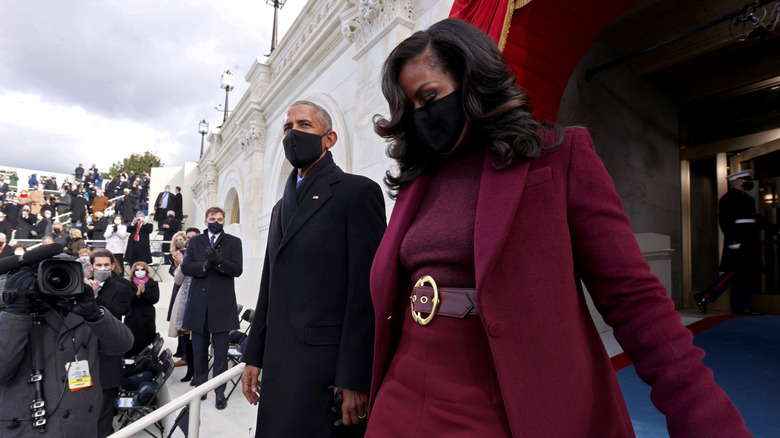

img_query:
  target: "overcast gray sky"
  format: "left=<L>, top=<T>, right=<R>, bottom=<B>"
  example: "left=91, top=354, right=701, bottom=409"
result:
left=0, top=0, right=306, bottom=174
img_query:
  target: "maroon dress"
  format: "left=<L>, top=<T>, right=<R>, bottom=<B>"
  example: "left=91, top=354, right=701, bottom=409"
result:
left=365, top=151, right=511, bottom=437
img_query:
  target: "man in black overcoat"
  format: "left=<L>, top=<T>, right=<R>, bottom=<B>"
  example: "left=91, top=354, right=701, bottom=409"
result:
left=88, top=210, right=109, bottom=240
left=171, top=186, right=184, bottom=219
left=13, top=206, right=35, bottom=239
left=87, top=248, right=134, bottom=437
left=120, top=188, right=138, bottom=223
left=181, top=206, right=243, bottom=410
left=161, top=210, right=182, bottom=258
left=125, top=211, right=154, bottom=264
left=105, top=174, right=118, bottom=199
left=241, top=101, right=386, bottom=437
left=70, top=190, right=88, bottom=225
left=1, top=197, right=21, bottom=228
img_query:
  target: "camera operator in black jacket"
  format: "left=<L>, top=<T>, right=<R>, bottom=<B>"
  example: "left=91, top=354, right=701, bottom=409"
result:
left=0, top=259, right=133, bottom=437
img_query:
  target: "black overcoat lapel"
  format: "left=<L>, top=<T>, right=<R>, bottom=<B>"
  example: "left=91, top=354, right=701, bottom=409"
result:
left=277, top=170, right=341, bottom=251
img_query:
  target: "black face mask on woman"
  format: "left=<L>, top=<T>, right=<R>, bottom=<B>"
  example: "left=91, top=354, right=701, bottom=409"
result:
left=412, top=88, right=467, bottom=155
left=283, top=130, right=326, bottom=168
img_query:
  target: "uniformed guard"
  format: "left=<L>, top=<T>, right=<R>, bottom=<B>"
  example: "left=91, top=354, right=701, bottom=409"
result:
left=694, top=169, right=778, bottom=314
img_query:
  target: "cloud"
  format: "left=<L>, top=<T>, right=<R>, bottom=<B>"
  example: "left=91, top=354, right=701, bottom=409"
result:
left=0, top=0, right=305, bottom=174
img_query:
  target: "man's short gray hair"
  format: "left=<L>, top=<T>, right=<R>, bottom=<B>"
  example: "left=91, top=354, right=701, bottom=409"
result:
left=290, top=100, right=333, bottom=133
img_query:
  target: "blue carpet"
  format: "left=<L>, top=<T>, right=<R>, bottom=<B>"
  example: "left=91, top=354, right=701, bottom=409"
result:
left=616, top=315, right=780, bottom=437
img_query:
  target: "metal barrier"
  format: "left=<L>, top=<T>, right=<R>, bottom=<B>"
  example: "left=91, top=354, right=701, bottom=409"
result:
left=108, top=362, right=247, bottom=438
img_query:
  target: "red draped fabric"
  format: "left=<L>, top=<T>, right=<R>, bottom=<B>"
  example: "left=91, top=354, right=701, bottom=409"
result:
left=449, top=0, right=511, bottom=46
left=450, top=0, right=634, bottom=122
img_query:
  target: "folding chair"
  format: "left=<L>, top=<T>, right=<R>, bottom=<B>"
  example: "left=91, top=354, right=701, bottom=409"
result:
left=117, top=348, right=175, bottom=438
left=166, top=405, right=190, bottom=438
left=224, top=308, right=255, bottom=400
left=147, top=251, right=165, bottom=280
left=207, top=304, right=244, bottom=370
left=123, top=333, right=164, bottom=370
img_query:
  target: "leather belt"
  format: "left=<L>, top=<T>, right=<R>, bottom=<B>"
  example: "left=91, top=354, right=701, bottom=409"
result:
left=410, top=276, right=477, bottom=326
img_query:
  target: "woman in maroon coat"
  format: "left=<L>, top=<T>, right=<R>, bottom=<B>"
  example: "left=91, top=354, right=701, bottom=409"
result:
left=364, top=19, right=751, bottom=438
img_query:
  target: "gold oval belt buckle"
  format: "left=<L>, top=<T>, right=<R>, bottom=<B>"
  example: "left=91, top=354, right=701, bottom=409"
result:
left=411, top=275, right=440, bottom=326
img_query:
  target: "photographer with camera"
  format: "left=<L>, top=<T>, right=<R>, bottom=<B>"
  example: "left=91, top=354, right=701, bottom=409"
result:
left=0, top=244, right=134, bottom=437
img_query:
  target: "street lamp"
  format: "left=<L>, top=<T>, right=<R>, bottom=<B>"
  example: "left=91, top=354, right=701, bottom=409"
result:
left=266, top=0, right=287, bottom=54
left=220, top=69, right=235, bottom=123
left=198, top=119, right=209, bottom=158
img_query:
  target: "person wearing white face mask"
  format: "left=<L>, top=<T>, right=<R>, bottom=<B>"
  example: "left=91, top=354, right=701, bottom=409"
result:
left=35, top=210, right=54, bottom=238
left=124, top=261, right=160, bottom=357
left=104, top=215, right=129, bottom=271
left=12, top=244, right=26, bottom=256
left=87, top=211, right=108, bottom=240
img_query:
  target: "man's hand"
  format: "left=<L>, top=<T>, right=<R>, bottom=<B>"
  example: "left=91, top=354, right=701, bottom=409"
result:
left=58, top=286, right=102, bottom=321
left=205, top=246, right=223, bottom=265
left=335, top=387, right=368, bottom=426
left=84, top=278, right=99, bottom=297
left=242, top=365, right=262, bottom=405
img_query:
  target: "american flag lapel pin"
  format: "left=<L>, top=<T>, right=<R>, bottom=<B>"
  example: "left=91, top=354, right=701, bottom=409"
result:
left=312, top=195, right=319, bottom=200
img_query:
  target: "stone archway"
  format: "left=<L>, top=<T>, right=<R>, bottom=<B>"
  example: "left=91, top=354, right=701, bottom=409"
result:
left=224, top=187, right=240, bottom=225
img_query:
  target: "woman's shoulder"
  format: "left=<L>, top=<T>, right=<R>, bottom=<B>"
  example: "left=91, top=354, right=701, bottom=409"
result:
left=535, top=126, right=594, bottom=162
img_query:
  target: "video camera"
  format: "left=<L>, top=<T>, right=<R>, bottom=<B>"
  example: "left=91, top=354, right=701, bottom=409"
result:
left=1, top=243, right=84, bottom=305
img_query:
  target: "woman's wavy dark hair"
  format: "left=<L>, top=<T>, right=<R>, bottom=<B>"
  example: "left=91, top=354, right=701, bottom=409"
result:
left=374, top=18, right=562, bottom=197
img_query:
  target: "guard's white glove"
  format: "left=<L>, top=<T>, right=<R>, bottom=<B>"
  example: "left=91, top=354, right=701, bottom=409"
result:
left=728, top=243, right=741, bottom=250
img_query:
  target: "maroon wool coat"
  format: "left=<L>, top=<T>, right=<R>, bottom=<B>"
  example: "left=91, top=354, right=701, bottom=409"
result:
left=368, top=128, right=751, bottom=437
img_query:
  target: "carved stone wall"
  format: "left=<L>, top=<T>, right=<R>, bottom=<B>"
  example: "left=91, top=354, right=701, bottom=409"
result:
left=341, top=0, right=415, bottom=56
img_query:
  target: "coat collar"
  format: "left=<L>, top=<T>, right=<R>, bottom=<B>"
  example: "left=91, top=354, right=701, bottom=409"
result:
left=278, top=167, right=343, bottom=250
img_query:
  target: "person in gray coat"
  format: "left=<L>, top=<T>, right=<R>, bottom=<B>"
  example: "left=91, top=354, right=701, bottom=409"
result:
left=0, top=268, right=134, bottom=437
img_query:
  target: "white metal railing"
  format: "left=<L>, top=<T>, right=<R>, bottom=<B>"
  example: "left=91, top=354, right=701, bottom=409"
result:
left=108, top=362, right=246, bottom=438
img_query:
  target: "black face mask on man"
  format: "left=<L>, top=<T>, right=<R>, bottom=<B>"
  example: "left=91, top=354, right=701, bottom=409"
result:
left=283, top=130, right=326, bottom=168
left=742, top=181, right=755, bottom=191
left=208, top=222, right=223, bottom=235
left=412, top=88, right=467, bottom=155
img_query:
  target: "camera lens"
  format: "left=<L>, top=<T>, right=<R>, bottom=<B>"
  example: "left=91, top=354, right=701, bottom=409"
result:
left=38, top=260, right=84, bottom=297
left=44, top=267, right=74, bottom=292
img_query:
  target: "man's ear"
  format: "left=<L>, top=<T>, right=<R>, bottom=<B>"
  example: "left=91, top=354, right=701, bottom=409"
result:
left=323, top=131, right=338, bottom=150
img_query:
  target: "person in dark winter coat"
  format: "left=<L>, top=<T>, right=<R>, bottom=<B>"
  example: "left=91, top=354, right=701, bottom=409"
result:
left=161, top=210, right=182, bottom=255
left=86, top=211, right=109, bottom=240
left=13, top=206, right=36, bottom=239
left=242, top=101, right=385, bottom=436
left=125, top=211, right=154, bottom=264
left=70, top=191, right=89, bottom=225
left=124, top=261, right=160, bottom=357
left=86, top=249, right=133, bottom=437
left=0, top=263, right=133, bottom=438
left=182, top=207, right=243, bottom=410
left=120, top=188, right=138, bottom=223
